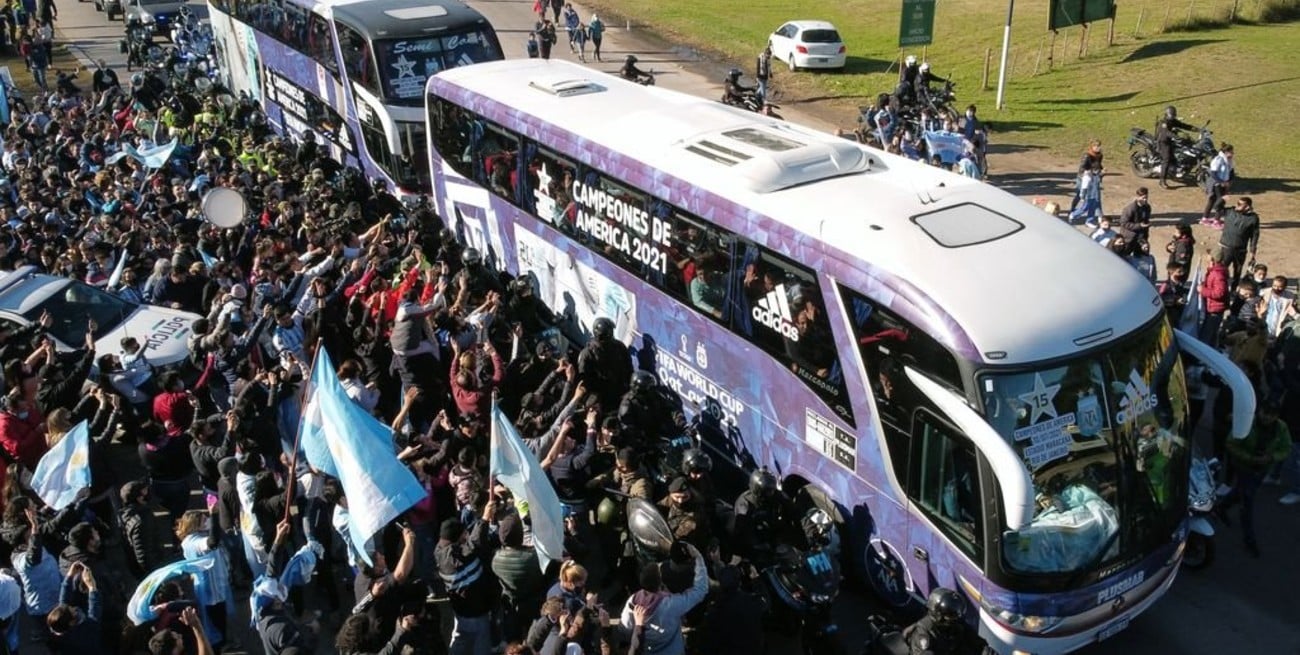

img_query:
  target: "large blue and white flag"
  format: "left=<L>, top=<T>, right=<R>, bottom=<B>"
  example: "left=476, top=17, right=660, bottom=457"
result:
left=489, top=403, right=564, bottom=573
left=298, top=349, right=425, bottom=565
left=127, top=554, right=218, bottom=625
left=30, top=421, right=90, bottom=510
left=104, top=138, right=180, bottom=170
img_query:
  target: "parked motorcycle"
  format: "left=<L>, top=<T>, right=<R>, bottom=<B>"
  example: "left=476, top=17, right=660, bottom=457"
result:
left=721, top=89, right=784, bottom=120
left=1183, top=454, right=1220, bottom=570
left=862, top=588, right=993, bottom=655
left=1127, top=121, right=1215, bottom=186
left=620, top=68, right=656, bottom=86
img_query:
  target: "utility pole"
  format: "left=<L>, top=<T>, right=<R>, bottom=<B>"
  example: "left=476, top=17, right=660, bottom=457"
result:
left=996, top=0, right=1015, bottom=110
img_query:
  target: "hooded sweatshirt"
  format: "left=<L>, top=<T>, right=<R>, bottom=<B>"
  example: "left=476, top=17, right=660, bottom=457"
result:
left=619, top=551, right=708, bottom=655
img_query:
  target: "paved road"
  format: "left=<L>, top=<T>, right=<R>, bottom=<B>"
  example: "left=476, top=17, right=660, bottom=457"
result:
left=49, top=1, right=1300, bottom=654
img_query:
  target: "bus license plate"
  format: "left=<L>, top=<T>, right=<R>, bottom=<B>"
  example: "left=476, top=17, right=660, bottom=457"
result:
left=1098, top=617, right=1130, bottom=642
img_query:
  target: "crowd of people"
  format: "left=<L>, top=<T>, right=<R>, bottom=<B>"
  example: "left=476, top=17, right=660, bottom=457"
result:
left=0, top=35, right=835, bottom=654
left=1067, top=132, right=1300, bottom=558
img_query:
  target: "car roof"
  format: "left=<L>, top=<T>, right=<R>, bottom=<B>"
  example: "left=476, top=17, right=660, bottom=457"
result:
left=785, top=20, right=839, bottom=32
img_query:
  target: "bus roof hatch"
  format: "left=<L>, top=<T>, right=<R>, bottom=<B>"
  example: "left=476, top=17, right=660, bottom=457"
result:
left=528, top=77, right=607, bottom=98
left=681, top=125, right=873, bottom=194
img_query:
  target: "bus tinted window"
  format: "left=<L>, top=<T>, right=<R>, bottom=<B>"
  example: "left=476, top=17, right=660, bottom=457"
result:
left=376, top=31, right=502, bottom=102
left=740, top=249, right=853, bottom=424
left=307, top=13, right=337, bottom=74
left=337, top=22, right=378, bottom=94
left=656, top=203, right=733, bottom=315
left=525, top=145, right=577, bottom=223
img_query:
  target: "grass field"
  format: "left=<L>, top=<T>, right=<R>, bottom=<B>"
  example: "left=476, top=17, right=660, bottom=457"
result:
left=585, top=0, right=1300, bottom=178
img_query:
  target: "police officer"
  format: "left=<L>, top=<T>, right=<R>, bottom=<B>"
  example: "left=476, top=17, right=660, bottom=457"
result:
left=903, top=588, right=988, bottom=655
left=732, top=468, right=793, bottom=568
left=1156, top=105, right=1195, bottom=189
left=664, top=476, right=712, bottom=552
left=452, top=247, right=502, bottom=313
left=577, top=317, right=632, bottom=409
left=617, top=370, right=673, bottom=447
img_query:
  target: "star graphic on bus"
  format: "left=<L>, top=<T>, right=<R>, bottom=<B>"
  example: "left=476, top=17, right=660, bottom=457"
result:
left=1018, top=373, right=1061, bottom=424
left=391, top=55, right=417, bottom=78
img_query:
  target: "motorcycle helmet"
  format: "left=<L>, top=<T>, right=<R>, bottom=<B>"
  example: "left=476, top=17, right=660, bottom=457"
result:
left=510, top=277, right=532, bottom=295
left=804, top=508, right=834, bottom=545
left=905, top=55, right=917, bottom=67
left=682, top=448, right=713, bottom=476
left=1164, top=105, right=1178, bottom=120
left=439, top=227, right=457, bottom=244
left=596, top=496, right=621, bottom=526
left=919, top=62, right=930, bottom=73
left=726, top=67, right=742, bottom=82
left=625, top=54, right=638, bottom=65
left=461, top=247, right=481, bottom=267
left=748, top=467, right=778, bottom=500
left=630, top=370, right=656, bottom=392
left=592, top=317, right=615, bottom=340
left=926, top=588, right=966, bottom=625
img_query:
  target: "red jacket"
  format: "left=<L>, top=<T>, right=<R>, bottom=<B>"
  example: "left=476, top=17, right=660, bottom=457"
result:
left=0, top=410, right=48, bottom=471
left=1200, top=263, right=1230, bottom=314
left=450, top=349, right=504, bottom=419
left=153, top=391, right=195, bottom=437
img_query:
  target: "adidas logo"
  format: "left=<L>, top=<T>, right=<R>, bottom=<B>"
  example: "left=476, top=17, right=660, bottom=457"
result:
left=752, top=284, right=800, bottom=342
left=1114, top=370, right=1157, bottom=424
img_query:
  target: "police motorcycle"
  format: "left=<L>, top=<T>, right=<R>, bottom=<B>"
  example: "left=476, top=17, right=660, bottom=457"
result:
left=1183, top=453, right=1220, bottom=570
left=862, top=588, right=994, bottom=655
left=759, top=504, right=845, bottom=655
left=1127, top=120, right=1215, bottom=186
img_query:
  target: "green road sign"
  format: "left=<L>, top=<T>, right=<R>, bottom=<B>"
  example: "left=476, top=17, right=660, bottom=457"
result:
left=899, top=0, right=937, bottom=47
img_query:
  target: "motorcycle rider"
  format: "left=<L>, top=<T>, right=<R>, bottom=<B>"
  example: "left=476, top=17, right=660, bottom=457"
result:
left=913, top=62, right=948, bottom=107
left=452, top=247, right=503, bottom=314
left=732, top=468, right=793, bottom=569
left=900, top=588, right=988, bottom=655
left=897, top=55, right=920, bottom=106
left=663, top=477, right=712, bottom=551
left=620, top=55, right=652, bottom=84
left=723, top=68, right=756, bottom=107
left=681, top=448, right=716, bottom=509
left=1156, top=105, right=1195, bottom=189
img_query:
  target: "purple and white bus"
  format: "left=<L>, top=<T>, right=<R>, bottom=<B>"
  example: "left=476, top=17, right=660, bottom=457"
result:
left=424, top=60, right=1254, bottom=654
left=206, top=0, right=502, bottom=196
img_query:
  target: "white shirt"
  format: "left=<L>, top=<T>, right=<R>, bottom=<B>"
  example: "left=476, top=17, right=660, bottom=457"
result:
left=1209, top=152, right=1234, bottom=184
left=341, top=377, right=379, bottom=413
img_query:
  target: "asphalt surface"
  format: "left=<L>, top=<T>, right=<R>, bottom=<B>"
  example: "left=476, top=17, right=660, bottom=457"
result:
left=43, top=1, right=1300, bottom=653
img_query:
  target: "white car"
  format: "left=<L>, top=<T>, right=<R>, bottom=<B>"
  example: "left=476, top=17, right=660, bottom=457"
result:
left=0, top=266, right=199, bottom=368
left=769, top=20, right=847, bottom=71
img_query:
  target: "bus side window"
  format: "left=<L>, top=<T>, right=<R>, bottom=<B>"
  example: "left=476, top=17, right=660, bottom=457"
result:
left=647, top=201, right=733, bottom=318
left=472, top=122, right=520, bottom=202
left=336, top=22, right=377, bottom=94
left=522, top=145, right=576, bottom=228
left=308, top=13, right=338, bottom=75
left=837, top=284, right=963, bottom=490
left=737, top=248, right=853, bottom=425
left=911, top=414, right=983, bottom=559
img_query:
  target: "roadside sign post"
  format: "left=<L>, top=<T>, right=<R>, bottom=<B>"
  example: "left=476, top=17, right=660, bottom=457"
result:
left=899, top=0, right=936, bottom=47
left=995, top=0, right=1015, bottom=110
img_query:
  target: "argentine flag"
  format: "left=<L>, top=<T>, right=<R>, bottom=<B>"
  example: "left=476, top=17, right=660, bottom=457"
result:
left=30, top=421, right=90, bottom=510
left=490, top=402, right=564, bottom=573
left=298, top=349, right=425, bottom=565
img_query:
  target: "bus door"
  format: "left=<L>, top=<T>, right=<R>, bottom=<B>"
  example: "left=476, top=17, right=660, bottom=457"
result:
left=904, top=367, right=1038, bottom=597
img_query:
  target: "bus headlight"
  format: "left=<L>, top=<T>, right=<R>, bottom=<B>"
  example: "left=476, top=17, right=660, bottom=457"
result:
left=959, top=575, right=1064, bottom=635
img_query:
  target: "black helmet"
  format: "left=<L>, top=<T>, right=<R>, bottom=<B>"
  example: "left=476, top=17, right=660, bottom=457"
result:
left=510, top=277, right=532, bottom=295
left=439, top=227, right=456, bottom=243
left=592, top=317, right=615, bottom=340
left=1164, top=105, right=1177, bottom=120
left=926, top=588, right=966, bottom=624
left=462, top=247, right=481, bottom=266
left=682, top=448, right=713, bottom=475
left=726, top=67, right=742, bottom=81
left=625, top=55, right=638, bottom=65
left=631, top=370, right=656, bottom=392
left=748, top=468, right=777, bottom=499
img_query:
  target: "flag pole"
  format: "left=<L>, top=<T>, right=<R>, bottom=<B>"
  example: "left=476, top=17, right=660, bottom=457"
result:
left=282, top=338, right=324, bottom=523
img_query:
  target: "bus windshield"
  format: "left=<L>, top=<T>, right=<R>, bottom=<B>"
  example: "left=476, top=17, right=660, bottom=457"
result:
left=979, top=319, right=1189, bottom=578
left=374, top=30, right=501, bottom=104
